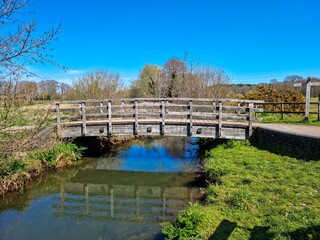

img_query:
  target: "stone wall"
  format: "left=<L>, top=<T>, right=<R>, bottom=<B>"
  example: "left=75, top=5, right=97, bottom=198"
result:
left=251, top=127, right=320, bottom=160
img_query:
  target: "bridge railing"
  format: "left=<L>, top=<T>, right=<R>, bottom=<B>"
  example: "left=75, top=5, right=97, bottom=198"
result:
left=53, top=98, right=264, bottom=137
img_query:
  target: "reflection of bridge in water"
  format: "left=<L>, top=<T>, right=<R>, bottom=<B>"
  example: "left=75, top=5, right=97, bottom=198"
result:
left=54, top=170, right=202, bottom=223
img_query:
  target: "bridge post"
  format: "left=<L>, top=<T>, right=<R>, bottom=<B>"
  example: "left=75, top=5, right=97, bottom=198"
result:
left=161, top=100, right=165, bottom=135
left=189, top=99, right=193, bottom=136
left=218, top=101, right=222, bottom=137
left=108, top=100, right=112, bottom=135
left=134, top=100, right=138, bottom=135
left=81, top=102, right=86, bottom=136
left=55, top=103, right=61, bottom=137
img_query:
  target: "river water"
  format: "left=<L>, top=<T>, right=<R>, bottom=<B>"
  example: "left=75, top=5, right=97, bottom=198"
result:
left=0, top=137, right=203, bottom=240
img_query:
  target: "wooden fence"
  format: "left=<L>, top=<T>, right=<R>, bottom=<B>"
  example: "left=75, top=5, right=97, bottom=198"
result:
left=255, top=100, right=320, bottom=121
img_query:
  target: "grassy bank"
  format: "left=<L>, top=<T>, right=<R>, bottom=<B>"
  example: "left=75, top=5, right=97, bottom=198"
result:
left=162, top=140, right=320, bottom=239
left=0, top=142, right=85, bottom=196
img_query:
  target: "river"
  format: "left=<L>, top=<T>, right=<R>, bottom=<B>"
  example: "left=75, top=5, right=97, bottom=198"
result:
left=0, top=137, right=203, bottom=240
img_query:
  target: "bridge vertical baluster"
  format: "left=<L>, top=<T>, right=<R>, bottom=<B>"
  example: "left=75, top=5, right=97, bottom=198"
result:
left=121, top=100, right=125, bottom=113
left=99, top=102, right=104, bottom=114
left=135, top=100, right=138, bottom=135
left=161, top=100, right=165, bottom=135
left=218, top=101, right=222, bottom=137
left=81, top=102, right=86, bottom=136
left=237, top=101, right=241, bottom=115
left=55, top=103, right=61, bottom=137
left=108, top=101, right=112, bottom=135
left=189, top=100, right=193, bottom=136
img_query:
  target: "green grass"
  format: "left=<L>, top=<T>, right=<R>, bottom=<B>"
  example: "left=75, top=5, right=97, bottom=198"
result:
left=162, top=140, right=320, bottom=239
left=0, top=142, right=85, bottom=196
left=0, top=104, right=53, bottom=128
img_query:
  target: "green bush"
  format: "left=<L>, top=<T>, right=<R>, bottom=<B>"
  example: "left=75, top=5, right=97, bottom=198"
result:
left=30, top=143, right=85, bottom=168
left=161, top=203, right=205, bottom=240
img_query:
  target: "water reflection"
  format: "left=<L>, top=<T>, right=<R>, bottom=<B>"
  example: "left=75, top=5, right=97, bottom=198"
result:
left=0, top=137, right=202, bottom=240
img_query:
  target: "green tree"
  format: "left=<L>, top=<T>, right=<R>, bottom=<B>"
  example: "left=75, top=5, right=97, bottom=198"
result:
left=130, top=65, right=163, bottom=97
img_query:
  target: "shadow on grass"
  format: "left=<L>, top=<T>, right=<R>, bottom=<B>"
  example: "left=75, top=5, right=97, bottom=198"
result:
left=209, top=219, right=237, bottom=240
left=209, top=220, right=275, bottom=240
left=249, top=226, right=274, bottom=240
left=285, top=224, right=320, bottom=240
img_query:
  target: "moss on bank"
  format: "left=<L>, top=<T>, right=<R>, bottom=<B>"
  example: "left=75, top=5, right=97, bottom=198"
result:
left=0, top=143, right=85, bottom=196
left=162, top=140, right=320, bottom=240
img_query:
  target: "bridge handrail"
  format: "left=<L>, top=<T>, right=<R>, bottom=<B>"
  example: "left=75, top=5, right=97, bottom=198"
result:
left=53, top=98, right=264, bottom=138
left=54, top=98, right=265, bottom=105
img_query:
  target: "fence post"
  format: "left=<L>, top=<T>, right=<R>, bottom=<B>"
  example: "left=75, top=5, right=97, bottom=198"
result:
left=318, top=94, right=320, bottom=121
left=248, top=103, right=253, bottom=137
left=55, top=103, right=61, bottom=137
left=108, top=100, right=112, bottom=135
left=305, top=79, right=311, bottom=120
left=81, top=102, right=86, bottom=136
left=281, top=103, right=284, bottom=120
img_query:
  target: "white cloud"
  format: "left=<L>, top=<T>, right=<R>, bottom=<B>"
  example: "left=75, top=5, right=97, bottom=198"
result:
left=67, top=69, right=84, bottom=75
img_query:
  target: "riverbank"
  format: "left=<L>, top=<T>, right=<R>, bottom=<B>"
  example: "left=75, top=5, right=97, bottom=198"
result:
left=162, top=140, right=320, bottom=239
left=0, top=142, right=85, bottom=196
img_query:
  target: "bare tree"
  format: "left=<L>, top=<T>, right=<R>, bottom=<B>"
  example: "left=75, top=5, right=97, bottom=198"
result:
left=0, top=0, right=64, bottom=79
left=70, top=69, right=123, bottom=100
left=0, top=0, right=64, bottom=125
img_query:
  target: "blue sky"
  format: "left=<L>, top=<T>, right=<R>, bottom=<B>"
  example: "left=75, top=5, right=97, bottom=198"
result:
left=31, top=0, right=320, bottom=84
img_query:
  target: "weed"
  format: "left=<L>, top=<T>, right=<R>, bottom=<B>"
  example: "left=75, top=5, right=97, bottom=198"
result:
left=161, top=203, right=205, bottom=240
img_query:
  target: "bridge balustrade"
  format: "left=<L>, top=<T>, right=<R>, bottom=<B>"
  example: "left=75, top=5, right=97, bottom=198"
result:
left=53, top=98, right=264, bottom=139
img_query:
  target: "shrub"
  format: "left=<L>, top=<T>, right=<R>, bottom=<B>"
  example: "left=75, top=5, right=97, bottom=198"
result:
left=29, top=143, right=85, bottom=168
left=161, top=203, right=205, bottom=240
left=244, top=84, right=305, bottom=112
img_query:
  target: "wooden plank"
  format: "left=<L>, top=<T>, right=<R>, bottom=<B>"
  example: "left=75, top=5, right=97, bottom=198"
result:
left=56, top=98, right=265, bottom=105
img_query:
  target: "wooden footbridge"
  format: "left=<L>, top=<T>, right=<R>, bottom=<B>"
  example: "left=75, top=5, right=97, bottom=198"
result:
left=53, top=98, right=264, bottom=140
